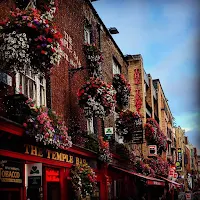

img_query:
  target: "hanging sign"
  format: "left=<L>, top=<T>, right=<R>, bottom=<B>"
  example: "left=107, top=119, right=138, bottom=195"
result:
left=0, top=159, right=22, bottom=184
left=176, top=148, right=182, bottom=171
left=104, top=127, right=113, bottom=140
left=129, top=115, right=143, bottom=144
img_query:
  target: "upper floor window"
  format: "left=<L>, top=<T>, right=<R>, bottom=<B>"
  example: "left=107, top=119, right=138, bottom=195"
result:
left=87, top=117, right=94, bottom=134
left=114, top=112, right=123, bottom=143
left=112, top=58, right=121, bottom=75
left=15, top=67, right=46, bottom=106
left=84, top=22, right=92, bottom=44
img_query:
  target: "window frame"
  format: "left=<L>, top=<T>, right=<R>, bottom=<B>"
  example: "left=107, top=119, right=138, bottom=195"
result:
left=87, top=117, right=94, bottom=134
left=112, top=58, right=121, bottom=75
left=15, top=68, right=47, bottom=107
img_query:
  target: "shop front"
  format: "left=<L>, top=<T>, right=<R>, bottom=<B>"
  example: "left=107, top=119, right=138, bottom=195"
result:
left=107, top=165, right=165, bottom=200
left=0, top=120, right=101, bottom=200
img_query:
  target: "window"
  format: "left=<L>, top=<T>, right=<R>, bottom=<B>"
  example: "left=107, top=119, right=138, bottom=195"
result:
left=112, top=59, right=121, bottom=75
left=15, top=67, right=46, bottom=106
left=87, top=117, right=94, bottom=134
left=84, top=25, right=91, bottom=44
left=114, top=112, right=123, bottom=143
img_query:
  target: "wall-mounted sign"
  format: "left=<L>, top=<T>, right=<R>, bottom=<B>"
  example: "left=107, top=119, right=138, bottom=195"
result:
left=46, top=168, right=60, bottom=182
left=27, top=163, right=42, bottom=177
left=148, top=145, right=157, bottom=157
left=0, top=158, right=22, bottom=184
left=24, top=144, right=87, bottom=165
left=185, top=193, right=191, bottom=200
left=176, top=148, right=182, bottom=171
left=132, top=116, right=143, bottom=144
left=27, top=163, right=42, bottom=188
left=105, top=127, right=113, bottom=140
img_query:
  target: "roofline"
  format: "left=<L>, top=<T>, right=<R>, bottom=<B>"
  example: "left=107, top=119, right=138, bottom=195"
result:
left=153, top=79, right=173, bottom=117
left=87, top=1, right=128, bottom=65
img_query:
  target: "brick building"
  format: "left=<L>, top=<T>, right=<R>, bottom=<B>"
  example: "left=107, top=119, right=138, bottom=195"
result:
left=0, top=1, right=168, bottom=200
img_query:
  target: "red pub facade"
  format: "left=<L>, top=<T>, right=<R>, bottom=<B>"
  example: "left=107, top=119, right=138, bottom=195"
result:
left=0, top=0, right=167, bottom=200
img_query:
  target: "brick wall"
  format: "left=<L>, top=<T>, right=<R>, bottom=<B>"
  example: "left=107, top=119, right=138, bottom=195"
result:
left=0, top=0, right=128, bottom=135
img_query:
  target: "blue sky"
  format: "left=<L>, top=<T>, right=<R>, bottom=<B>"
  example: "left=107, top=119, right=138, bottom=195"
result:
left=93, top=0, right=200, bottom=150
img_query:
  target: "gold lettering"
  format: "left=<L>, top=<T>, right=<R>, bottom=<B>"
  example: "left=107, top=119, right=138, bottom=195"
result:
left=24, top=144, right=29, bottom=154
left=83, top=159, right=86, bottom=164
left=76, top=157, right=79, bottom=165
left=69, top=156, right=73, bottom=163
left=52, top=152, right=57, bottom=160
left=37, top=148, right=43, bottom=157
left=56, top=152, right=61, bottom=161
left=63, top=154, right=68, bottom=162
left=47, top=150, right=51, bottom=159
left=30, top=145, right=37, bottom=156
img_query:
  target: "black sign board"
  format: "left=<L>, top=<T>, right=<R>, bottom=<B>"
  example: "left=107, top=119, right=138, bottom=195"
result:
left=28, top=176, right=41, bottom=188
left=0, top=158, right=23, bottom=185
left=131, top=116, right=143, bottom=144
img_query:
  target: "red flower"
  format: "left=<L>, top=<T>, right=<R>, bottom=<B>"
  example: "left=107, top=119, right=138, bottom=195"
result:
left=47, top=38, right=53, bottom=43
left=41, top=50, right=47, bottom=55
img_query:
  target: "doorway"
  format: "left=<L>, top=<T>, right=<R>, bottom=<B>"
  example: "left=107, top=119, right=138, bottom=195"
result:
left=47, top=182, right=60, bottom=200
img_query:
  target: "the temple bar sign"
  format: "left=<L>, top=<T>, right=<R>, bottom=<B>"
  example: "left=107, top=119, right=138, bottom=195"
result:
left=24, top=144, right=87, bottom=165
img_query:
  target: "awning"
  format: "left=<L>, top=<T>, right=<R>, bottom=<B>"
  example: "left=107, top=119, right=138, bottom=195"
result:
left=111, top=165, right=165, bottom=187
left=157, top=176, right=182, bottom=188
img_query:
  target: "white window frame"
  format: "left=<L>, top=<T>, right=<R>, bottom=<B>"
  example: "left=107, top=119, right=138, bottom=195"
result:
left=84, top=26, right=91, bottom=44
left=114, top=112, right=123, bottom=143
left=15, top=67, right=46, bottom=107
left=87, top=117, right=94, bottom=134
left=112, top=59, right=121, bottom=75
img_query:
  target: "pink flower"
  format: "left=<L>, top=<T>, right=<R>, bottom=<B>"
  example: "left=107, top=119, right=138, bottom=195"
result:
left=23, top=123, right=27, bottom=127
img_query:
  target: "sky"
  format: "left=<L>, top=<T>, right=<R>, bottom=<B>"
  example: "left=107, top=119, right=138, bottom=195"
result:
left=93, top=0, right=200, bottom=151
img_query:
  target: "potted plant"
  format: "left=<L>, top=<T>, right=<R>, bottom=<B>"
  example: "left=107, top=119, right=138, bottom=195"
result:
left=0, top=6, right=63, bottom=74
left=70, top=163, right=97, bottom=198
left=116, top=110, right=142, bottom=142
left=78, top=77, right=116, bottom=119
left=84, top=43, right=103, bottom=77
left=112, top=74, right=131, bottom=107
left=23, top=104, right=72, bottom=149
left=98, top=136, right=112, bottom=163
left=144, top=118, right=167, bottom=154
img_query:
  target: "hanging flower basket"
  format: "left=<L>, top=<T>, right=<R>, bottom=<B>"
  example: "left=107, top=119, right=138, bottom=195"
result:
left=0, top=8, right=63, bottom=74
left=134, top=160, right=155, bottom=177
left=15, top=0, right=56, bottom=21
left=144, top=157, right=169, bottom=178
left=23, top=104, right=72, bottom=149
left=116, top=110, right=142, bottom=142
left=144, top=118, right=167, bottom=152
left=70, top=163, right=97, bottom=198
left=84, top=43, right=103, bottom=77
left=112, top=74, right=131, bottom=107
left=98, top=136, right=112, bottom=163
left=77, top=77, right=116, bottom=119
